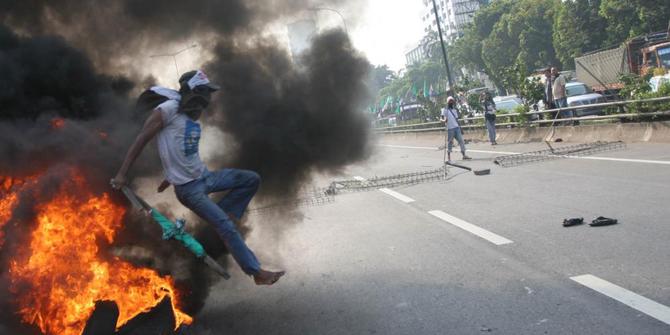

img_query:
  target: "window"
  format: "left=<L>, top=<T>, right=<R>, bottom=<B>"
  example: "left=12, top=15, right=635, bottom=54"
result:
left=658, top=47, right=670, bottom=68
left=566, top=84, right=589, bottom=97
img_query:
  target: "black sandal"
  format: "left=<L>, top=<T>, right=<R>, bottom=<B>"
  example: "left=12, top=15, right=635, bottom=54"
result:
left=589, top=216, right=618, bottom=227
left=563, top=217, right=584, bottom=227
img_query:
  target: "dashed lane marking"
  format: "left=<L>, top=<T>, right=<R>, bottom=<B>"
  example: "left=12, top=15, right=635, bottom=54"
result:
left=428, top=210, right=513, bottom=245
left=571, top=274, right=670, bottom=326
left=379, top=188, right=415, bottom=203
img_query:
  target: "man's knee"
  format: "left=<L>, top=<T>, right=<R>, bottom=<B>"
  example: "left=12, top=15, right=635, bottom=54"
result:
left=244, top=170, right=261, bottom=188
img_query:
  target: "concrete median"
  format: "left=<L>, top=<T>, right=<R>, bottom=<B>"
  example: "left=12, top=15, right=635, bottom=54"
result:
left=378, top=121, right=670, bottom=145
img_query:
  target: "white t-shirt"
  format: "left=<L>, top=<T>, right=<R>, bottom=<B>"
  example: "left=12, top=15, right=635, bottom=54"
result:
left=156, top=100, right=206, bottom=185
left=441, top=107, right=460, bottom=130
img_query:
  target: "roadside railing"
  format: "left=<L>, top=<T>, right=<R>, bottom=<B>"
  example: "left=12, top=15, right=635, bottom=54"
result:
left=375, top=96, right=670, bottom=134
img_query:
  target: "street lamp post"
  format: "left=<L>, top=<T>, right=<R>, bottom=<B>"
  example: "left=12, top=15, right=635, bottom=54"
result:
left=150, top=43, right=198, bottom=79
left=430, top=0, right=455, bottom=95
left=309, top=7, right=349, bottom=34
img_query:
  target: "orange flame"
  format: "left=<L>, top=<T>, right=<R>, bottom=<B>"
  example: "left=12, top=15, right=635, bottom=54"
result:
left=50, top=118, right=65, bottom=130
left=5, top=172, right=192, bottom=335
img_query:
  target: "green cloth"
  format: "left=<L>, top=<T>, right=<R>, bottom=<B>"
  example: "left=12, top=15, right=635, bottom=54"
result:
left=150, top=208, right=206, bottom=258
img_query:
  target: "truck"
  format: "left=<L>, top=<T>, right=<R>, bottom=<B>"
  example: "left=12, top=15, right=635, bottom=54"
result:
left=574, top=30, right=670, bottom=95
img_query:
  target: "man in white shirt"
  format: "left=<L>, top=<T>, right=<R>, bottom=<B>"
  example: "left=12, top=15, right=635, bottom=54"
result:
left=441, top=96, right=472, bottom=162
left=551, top=67, right=571, bottom=115
left=112, top=70, right=284, bottom=286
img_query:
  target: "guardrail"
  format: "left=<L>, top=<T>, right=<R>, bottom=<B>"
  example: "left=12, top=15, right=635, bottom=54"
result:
left=375, top=96, right=670, bottom=134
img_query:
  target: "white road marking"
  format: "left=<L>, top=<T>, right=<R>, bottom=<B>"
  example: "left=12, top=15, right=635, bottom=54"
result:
left=428, top=210, right=513, bottom=245
left=567, top=156, right=670, bottom=165
left=353, top=176, right=367, bottom=181
left=468, top=149, right=522, bottom=155
left=381, top=144, right=436, bottom=150
left=571, top=274, right=670, bottom=325
left=380, top=144, right=670, bottom=165
left=379, top=188, right=415, bottom=203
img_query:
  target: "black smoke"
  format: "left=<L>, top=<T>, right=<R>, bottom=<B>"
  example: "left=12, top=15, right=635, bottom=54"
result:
left=0, top=0, right=372, bottom=333
left=206, top=30, right=371, bottom=196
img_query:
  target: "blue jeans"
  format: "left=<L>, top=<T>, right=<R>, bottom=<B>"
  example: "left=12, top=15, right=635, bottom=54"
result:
left=447, top=127, right=466, bottom=154
left=485, top=118, right=496, bottom=143
left=554, top=97, right=572, bottom=118
left=174, top=169, right=261, bottom=275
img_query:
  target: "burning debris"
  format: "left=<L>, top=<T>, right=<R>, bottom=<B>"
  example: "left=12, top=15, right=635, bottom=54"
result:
left=5, top=170, right=191, bottom=335
left=1, top=0, right=372, bottom=333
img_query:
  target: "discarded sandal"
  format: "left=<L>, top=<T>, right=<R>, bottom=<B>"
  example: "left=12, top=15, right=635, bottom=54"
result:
left=563, top=217, right=584, bottom=227
left=589, top=216, right=618, bottom=227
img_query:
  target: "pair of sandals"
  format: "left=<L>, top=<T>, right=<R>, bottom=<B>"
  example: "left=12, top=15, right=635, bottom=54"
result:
left=563, top=217, right=618, bottom=227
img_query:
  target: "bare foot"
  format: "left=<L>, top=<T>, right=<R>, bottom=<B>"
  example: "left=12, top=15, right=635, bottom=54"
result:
left=254, top=269, right=285, bottom=286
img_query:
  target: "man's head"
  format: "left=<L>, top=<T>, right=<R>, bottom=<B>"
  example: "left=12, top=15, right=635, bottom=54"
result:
left=447, top=96, right=456, bottom=108
left=551, top=67, right=559, bottom=76
left=544, top=67, right=551, bottom=77
left=178, top=70, right=220, bottom=120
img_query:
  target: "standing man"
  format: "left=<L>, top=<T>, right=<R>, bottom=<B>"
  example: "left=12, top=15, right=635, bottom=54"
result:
left=480, top=91, right=497, bottom=145
left=112, top=70, right=285, bottom=286
left=543, top=68, right=554, bottom=114
left=442, top=96, right=472, bottom=163
left=551, top=67, right=570, bottom=119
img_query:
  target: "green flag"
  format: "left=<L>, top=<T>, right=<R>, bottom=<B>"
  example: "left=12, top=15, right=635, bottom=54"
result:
left=423, top=80, right=429, bottom=98
left=411, top=83, right=417, bottom=97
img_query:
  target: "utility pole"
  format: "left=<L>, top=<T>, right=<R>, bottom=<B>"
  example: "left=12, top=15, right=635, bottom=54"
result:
left=431, top=0, right=455, bottom=95
left=309, top=7, right=348, bottom=34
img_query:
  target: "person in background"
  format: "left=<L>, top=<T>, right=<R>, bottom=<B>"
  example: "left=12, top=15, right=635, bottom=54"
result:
left=441, top=96, right=472, bottom=162
left=480, top=91, right=497, bottom=145
left=551, top=67, right=571, bottom=119
left=543, top=67, right=554, bottom=113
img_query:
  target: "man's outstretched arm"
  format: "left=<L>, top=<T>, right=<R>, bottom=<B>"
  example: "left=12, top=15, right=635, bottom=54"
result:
left=112, top=109, right=164, bottom=188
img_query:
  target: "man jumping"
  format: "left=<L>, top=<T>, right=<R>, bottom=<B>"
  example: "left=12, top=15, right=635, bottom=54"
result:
left=112, top=70, right=284, bottom=285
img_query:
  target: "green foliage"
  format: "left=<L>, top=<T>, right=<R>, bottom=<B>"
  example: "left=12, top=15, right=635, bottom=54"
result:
left=620, top=75, right=670, bottom=114
left=519, top=76, right=544, bottom=106
left=513, top=104, right=531, bottom=125
left=416, top=94, right=442, bottom=121
left=618, top=73, right=652, bottom=99
left=467, top=93, right=482, bottom=113
left=447, top=0, right=670, bottom=92
left=553, top=0, right=608, bottom=68
left=478, top=0, right=557, bottom=87
left=657, top=82, right=670, bottom=97
left=599, top=0, right=670, bottom=45
left=369, top=65, right=396, bottom=97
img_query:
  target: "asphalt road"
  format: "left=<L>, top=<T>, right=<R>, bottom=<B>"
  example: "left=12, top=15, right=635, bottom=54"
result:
left=192, top=140, right=670, bottom=335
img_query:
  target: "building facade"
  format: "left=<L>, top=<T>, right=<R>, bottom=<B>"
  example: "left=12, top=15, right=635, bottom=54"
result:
left=421, top=0, right=481, bottom=42
left=405, top=44, right=427, bottom=66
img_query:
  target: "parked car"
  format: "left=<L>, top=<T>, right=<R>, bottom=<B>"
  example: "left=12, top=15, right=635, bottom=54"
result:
left=566, top=82, right=606, bottom=117
left=493, top=95, right=523, bottom=112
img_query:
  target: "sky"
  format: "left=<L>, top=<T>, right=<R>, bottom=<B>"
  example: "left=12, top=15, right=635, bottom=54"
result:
left=144, top=0, right=427, bottom=85
left=349, top=1, right=426, bottom=72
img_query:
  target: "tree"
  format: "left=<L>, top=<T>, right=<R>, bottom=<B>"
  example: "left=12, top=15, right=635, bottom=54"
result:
left=369, top=65, right=396, bottom=98
left=599, top=0, right=670, bottom=45
left=599, top=0, right=640, bottom=45
left=553, top=0, right=608, bottom=68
